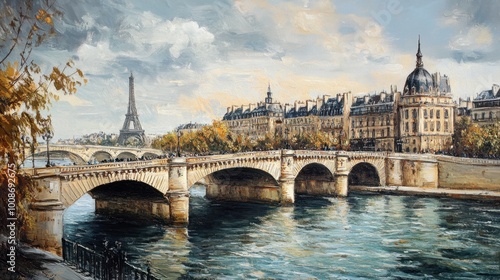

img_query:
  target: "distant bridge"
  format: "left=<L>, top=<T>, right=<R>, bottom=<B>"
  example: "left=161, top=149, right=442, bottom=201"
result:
left=28, top=144, right=163, bottom=164
left=24, top=149, right=441, bottom=255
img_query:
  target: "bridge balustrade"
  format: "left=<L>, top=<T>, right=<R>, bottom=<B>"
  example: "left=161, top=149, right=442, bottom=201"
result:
left=186, top=150, right=281, bottom=164
left=58, top=159, right=169, bottom=173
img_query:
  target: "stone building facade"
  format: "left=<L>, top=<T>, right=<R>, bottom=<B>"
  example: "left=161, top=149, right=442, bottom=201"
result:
left=349, top=89, right=399, bottom=151
left=471, top=84, right=500, bottom=126
left=221, top=39, right=456, bottom=153
left=223, top=85, right=283, bottom=139
left=398, top=39, right=455, bottom=153
left=456, top=97, right=473, bottom=119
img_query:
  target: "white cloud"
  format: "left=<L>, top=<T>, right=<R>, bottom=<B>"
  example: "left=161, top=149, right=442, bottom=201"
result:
left=449, top=25, right=493, bottom=52
left=57, top=94, right=93, bottom=106
left=118, top=13, right=215, bottom=59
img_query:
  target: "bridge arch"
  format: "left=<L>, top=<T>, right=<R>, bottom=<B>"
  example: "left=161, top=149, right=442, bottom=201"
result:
left=348, top=162, right=381, bottom=186
left=203, top=167, right=280, bottom=203
left=205, top=167, right=278, bottom=186
left=295, top=163, right=336, bottom=195
left=346, top=155, right=386, bottom=186
left=116, top=152, right=137, bottom=161
left=141, top=152, right=161, bottom=160
left=91, top=151, right=113, bottom=162
left=32, top=150, right=87, bottom=165
left=186, top=153, right=281, bottom=187
left=60, top=169, right=169, bottom=208
left=290, top=154, right=336, bottom=179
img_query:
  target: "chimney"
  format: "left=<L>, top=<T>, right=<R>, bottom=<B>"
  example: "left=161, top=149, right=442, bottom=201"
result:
left=306, top=100, right=315, bottom=112
left=227, top=107, right=231, bottom=114
left=249, top=103, right=256, bottom=111
left=316, top=96, right=323, bottom=109
left=492, top=84, right=500, bottom=95
left=323, top=95, right=330, bottom=104
left=391, top=84, right=397, bottom=93
left=337, top=93, right=342, bottom=102
left=364, top=95, right=370, bottom=104
left=380, top=91, right=387, bottom=102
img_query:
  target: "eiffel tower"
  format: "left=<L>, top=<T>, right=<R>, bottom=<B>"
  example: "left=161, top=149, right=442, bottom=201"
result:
left=118, top=73, right=146, bottom=145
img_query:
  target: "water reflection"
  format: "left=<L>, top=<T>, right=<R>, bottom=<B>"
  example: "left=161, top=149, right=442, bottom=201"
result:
left=64, top=186, right=500, bottom=279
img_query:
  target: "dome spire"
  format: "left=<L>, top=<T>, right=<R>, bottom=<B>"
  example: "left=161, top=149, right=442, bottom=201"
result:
left=416, top=35, right=423, bottom=68
left=265, top=83, right=272, bottom=103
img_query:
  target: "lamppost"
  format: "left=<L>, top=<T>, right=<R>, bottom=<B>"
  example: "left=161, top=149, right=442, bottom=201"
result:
left=360, top=130, right=364, bottom=151
left=42, top=127, right=53, bottom=167
left=284, top=127, right=289, bottom=149
left=338, top=129, right=344, bottom=150
left=176, top=129, right=182, bottom=157
left=21, top=134, right=28, bottom=167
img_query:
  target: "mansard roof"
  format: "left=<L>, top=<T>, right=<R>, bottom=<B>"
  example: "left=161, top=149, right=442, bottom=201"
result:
left=284, top=103, right=317, bottom=118
left=350, top=91, right=395, bottom=116
left=474, top=85, right=500, bottom=101
left=319, top=97, right=344, bottom=116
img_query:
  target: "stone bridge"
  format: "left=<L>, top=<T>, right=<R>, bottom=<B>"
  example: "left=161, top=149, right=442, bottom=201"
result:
left=24, top=150, right=438, bottom=254
left=29, top=144, right=163, bottom=164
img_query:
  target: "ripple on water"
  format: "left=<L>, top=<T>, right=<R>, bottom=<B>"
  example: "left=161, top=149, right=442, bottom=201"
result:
left=64, top=192, right=500, bottom=279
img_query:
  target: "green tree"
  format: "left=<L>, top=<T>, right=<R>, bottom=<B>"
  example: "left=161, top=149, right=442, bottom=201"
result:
left=1, top=0, right=86, bottom=237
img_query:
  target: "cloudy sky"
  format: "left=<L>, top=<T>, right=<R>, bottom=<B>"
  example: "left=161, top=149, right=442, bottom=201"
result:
left=25, top=0, right=500, bottom=139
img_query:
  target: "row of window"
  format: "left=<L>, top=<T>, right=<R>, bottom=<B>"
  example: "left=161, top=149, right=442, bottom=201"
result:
left=403, top=121, right=450, bottom=133
left=473, top=111, right=497, bottom=121
left=404, top=108, right=450, bottom=120
left=473, top=101, right=500, bottom=108
left=320, top=117, right=343, bottom=126
left=351, top=128, right=392, bottom=139
left=285, top=117, right=316, bottom=125
left=352, top=115, right=392, bottom=128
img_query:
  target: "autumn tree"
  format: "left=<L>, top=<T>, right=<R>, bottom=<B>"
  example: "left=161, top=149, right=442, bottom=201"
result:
left=152, top=132, right=178, bottom=153
left=453, top=117, right=500, bottom=158
left=1, top=0, right=86, bottom=237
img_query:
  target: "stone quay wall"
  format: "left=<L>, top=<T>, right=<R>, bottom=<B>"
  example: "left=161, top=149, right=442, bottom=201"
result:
left=436, top=155, right=500, bottom=191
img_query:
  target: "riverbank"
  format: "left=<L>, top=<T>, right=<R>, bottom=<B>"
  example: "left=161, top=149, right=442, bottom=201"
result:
left=0, top=235, right=91, bottom=280
left=350, top=185, right=500, bottom=201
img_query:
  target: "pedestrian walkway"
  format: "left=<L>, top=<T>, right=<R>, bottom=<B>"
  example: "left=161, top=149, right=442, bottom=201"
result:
left=350, top=185, right=500, bottom=201
left=1, top=235, right=91, bottom=280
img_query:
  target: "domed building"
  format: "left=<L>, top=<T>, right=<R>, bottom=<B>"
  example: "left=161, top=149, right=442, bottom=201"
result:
left=398, top=37, right=455, bottom=153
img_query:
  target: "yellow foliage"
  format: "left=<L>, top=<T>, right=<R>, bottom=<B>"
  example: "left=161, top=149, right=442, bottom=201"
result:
left=1, top=1, right=86, bottom=237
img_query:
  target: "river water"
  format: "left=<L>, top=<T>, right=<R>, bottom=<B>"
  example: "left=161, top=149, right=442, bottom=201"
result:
left=63, top=185, right=500, bottom=279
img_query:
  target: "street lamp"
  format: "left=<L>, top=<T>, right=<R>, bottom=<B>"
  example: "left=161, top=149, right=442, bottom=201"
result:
left=176, top=130, right=182, bottom=157
left=21, top=134, right=28, bottom=167
left=338, top=129, right=344, bottom=150
left=42, top=127, right=54, bottom=167
left=284, top=127, right=289, bottom=149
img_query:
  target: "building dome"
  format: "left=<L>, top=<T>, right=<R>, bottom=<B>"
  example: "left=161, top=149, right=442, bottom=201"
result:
left=404, top=67, right=433, bottom=93
left=404, top=37, right=434, bottom=94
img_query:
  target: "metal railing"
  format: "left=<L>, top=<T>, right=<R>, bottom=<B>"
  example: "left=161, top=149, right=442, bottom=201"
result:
left=62, top=238, right=160, bottom=280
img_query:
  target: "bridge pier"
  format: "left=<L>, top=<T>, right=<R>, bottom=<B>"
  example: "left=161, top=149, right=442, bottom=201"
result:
left=24, top=177, right=65, bottom=255
left=168, top=158, right=189, bottom=225
left=334, top=154, right=349, bottom=197
left=279, top=150, right=295, bottom=205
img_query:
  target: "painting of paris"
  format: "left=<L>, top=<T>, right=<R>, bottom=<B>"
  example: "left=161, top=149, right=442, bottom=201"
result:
left=1, top=0, right=500, bottom=279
